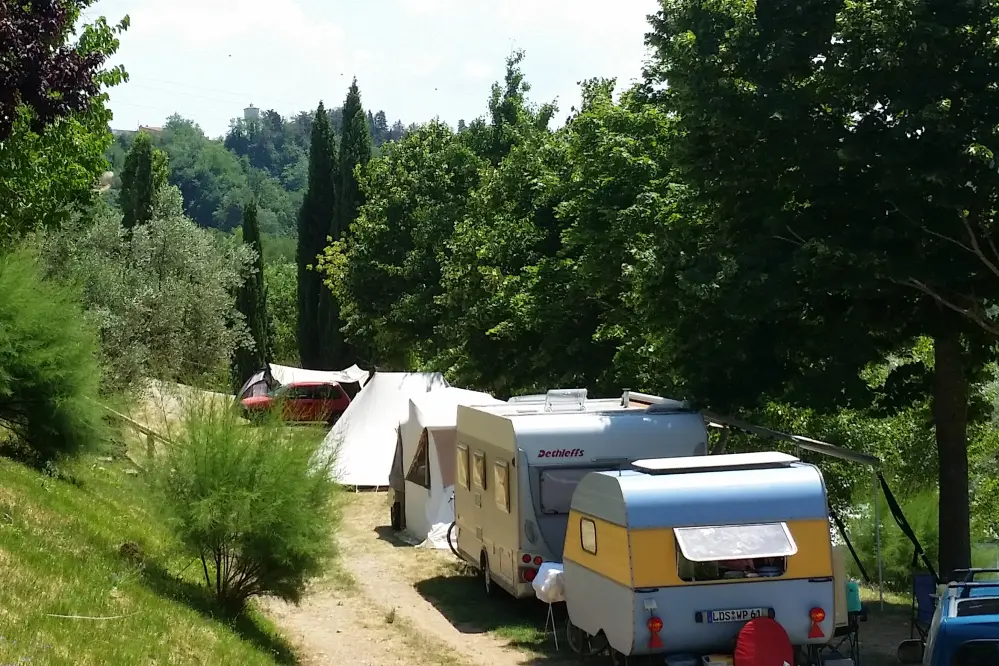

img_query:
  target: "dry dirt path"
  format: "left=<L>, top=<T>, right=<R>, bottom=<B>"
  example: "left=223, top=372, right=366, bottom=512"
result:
left=264, top=492, right=564, bottom=666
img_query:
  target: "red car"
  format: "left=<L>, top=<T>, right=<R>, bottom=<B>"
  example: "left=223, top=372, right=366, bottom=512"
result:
left=240, top=381, right=351, bottom=423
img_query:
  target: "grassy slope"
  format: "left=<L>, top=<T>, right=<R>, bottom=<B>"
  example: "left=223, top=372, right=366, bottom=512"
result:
left=0, top=453, right=297, bottom=666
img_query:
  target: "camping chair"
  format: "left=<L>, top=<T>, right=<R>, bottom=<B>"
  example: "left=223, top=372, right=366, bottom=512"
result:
left=911, top=570, right=937, bottom=641
left=821, top=605, right=867, bottom=665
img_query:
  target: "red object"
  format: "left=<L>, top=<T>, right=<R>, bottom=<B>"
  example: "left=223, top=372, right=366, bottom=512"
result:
left=522, top=553, right=531, bottom=563
left=522, top=567, right=537, bottom=582
left=808, top=607, right=826, bottom=639
left=647, top=616, right=664, bottom=649
left=533, top=556, right=543, bottom=566
left=241, top=381, right=350, bottom=423
left=734, top=617, right=794, bottom=666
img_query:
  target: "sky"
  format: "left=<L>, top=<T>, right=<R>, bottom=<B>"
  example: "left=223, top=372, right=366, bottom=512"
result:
left=85, top=0, right=660, bottom=138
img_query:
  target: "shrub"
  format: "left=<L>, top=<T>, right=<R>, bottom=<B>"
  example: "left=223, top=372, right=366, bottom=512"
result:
left=0, top=247, right=105, bottom=463
left=153, top=400, right=339, bottom=614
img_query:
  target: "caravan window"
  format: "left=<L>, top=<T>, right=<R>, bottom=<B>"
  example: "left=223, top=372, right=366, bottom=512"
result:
left=472, top=451, right=486, bottom=489
left=580, top=518, right=597, bottom=554
left=674, top=523, right=797, bottom=582
left=539, top=468, right=610, bottom=514
left=456, top=445, right=470, bottom=490
left=494, top=461, right=510, bottom=512
left=405, top=430, right=431, bottom=489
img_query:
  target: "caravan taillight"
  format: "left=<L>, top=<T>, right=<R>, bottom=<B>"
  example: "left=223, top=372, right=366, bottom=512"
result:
left=646, top=616, right=664, bottom=649
left=808, top=607, right=826, bottom=639
left=522, top=554, right=531, bottom=564
left=523, top=568, right=537, bottom=583
left=533, top=556, right=543, bottom=566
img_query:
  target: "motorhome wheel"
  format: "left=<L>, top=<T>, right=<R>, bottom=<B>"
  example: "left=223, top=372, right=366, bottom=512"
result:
left=480, top=553, right=495, bottom=597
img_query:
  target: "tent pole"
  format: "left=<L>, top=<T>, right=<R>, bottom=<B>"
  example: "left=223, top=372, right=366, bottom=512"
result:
left=874, top=470, right=884, bottom=608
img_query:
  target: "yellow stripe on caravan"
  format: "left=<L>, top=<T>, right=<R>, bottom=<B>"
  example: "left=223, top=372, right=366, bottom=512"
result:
left=564, top=511, right=632, bottom=587
left=630, top=518, right=834, bottom=588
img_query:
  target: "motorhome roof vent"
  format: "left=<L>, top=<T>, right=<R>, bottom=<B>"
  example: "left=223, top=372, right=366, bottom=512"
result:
left=631, top=451, right=799, bottom=475
left=544, top=388, right=587, bottom=412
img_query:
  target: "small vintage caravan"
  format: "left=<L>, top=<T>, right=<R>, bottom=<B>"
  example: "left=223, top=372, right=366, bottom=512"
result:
left=562, top=452, right=836, bottom=662
left=453, top=390, right=708, bottom=598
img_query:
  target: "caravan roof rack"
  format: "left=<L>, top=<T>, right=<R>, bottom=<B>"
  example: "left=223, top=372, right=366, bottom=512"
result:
left=632, top=451, right=799, bottom=475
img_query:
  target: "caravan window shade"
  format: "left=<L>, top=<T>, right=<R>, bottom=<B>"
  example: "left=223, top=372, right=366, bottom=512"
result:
left=494, top=461, right=510, bottom=512
left=456, top=445, right=470, bottom=490
left=472, top=451, right=486, bottom=489
left=673, top=523, right=798, bottom=562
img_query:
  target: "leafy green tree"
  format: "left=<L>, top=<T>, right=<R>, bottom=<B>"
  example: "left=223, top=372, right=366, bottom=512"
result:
left=154, top=400, right=339, bottom=614
left=297, top=102, right=337, bottom=369
left=232, top=202, right=273, bottom=390
left=0, top=10, right=128, bottom=240
left=265, top=261, right=300, bottom=366
left=119, top=131, right=169, bottom=228
left=318, top=121, right=486, bottom=369
left=0, top=247, right=105, bottom=464
left=0, top=2, right=127, bottom=141
left=39, top=190, right=253, bottom=392
left=646, top=0, right=999, bottom=575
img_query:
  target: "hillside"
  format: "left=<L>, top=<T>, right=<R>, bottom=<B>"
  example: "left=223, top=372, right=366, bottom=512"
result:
left=0, top=450, right=296, bottom=666
left=103, top=104, right=410, bottom=240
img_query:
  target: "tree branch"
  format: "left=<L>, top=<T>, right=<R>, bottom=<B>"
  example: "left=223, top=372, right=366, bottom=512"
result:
left=894, top=277, right=999, bottom=336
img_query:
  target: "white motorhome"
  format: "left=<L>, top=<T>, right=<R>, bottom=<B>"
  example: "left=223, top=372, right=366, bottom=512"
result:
left=453, top=389, right=709, bottom=598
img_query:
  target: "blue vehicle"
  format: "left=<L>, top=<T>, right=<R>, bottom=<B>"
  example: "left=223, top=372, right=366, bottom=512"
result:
left=898, top=569, right=999, bottom=666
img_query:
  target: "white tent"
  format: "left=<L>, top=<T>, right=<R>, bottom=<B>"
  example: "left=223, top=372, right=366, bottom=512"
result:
left=268, top=363, right=369, bottom=386
left=399, top=388, right=503, bottom=548
left=319, top=372, right=449, bottom=487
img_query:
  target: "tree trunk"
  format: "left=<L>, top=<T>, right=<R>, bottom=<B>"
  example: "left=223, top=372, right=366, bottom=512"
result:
left=933, top=327, right=971, bottom=580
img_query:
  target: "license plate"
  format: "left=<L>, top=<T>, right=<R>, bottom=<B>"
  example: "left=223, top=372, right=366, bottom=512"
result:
left=706, top=607, right=769, bottom=623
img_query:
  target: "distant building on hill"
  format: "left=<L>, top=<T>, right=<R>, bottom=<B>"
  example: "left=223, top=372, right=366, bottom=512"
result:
left=244, top=104, right=260, bottom=121
left=138, top=124, right=163, bottom=134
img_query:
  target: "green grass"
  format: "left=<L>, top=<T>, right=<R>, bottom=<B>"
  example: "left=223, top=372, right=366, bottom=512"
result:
left=0, top=452, right=300, bottom=666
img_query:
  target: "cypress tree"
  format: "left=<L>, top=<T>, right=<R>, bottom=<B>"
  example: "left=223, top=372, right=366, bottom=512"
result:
left=335, top=78, right=372, bottom=239
left=119, top=131, right=168, bottom=228
left=316, top=79, right=372, bottom=369
left=297, top=102, right=337, bottom=369
left=232, top=202, right=273, bottom=390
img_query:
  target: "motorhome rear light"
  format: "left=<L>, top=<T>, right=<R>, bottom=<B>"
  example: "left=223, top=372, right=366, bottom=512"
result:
left=522, top=554, right=531, bottom=564
left=646, top=616, right=664, bottom=649
left=533, top=556, right=543, bottom=566
left=523, top=568, right=537, bottom=583
left=808, top=607, right=826, bottom=639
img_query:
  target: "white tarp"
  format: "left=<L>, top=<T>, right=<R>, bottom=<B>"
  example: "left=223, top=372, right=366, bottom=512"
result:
left=532, top=562, right=565, bottom=604
left=400, top=388, right=502, bottom=547
left=319, top=372, right=449, bottom=487
left=268, top=363, right=369, bottom=387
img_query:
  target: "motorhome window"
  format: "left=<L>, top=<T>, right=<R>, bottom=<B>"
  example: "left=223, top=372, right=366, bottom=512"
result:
left=494, top=461, right=510, bottom=512
left=580, top=518, right=597, bottom=554
left=473, top=451, right=486, bottom=490
left=457, top=445, right=470, bottom=490
left=539, top=468, right=613, bottom=514
left=674, top=523, right=797, bottom=582
left=405, top=430, right=431, bottom=489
